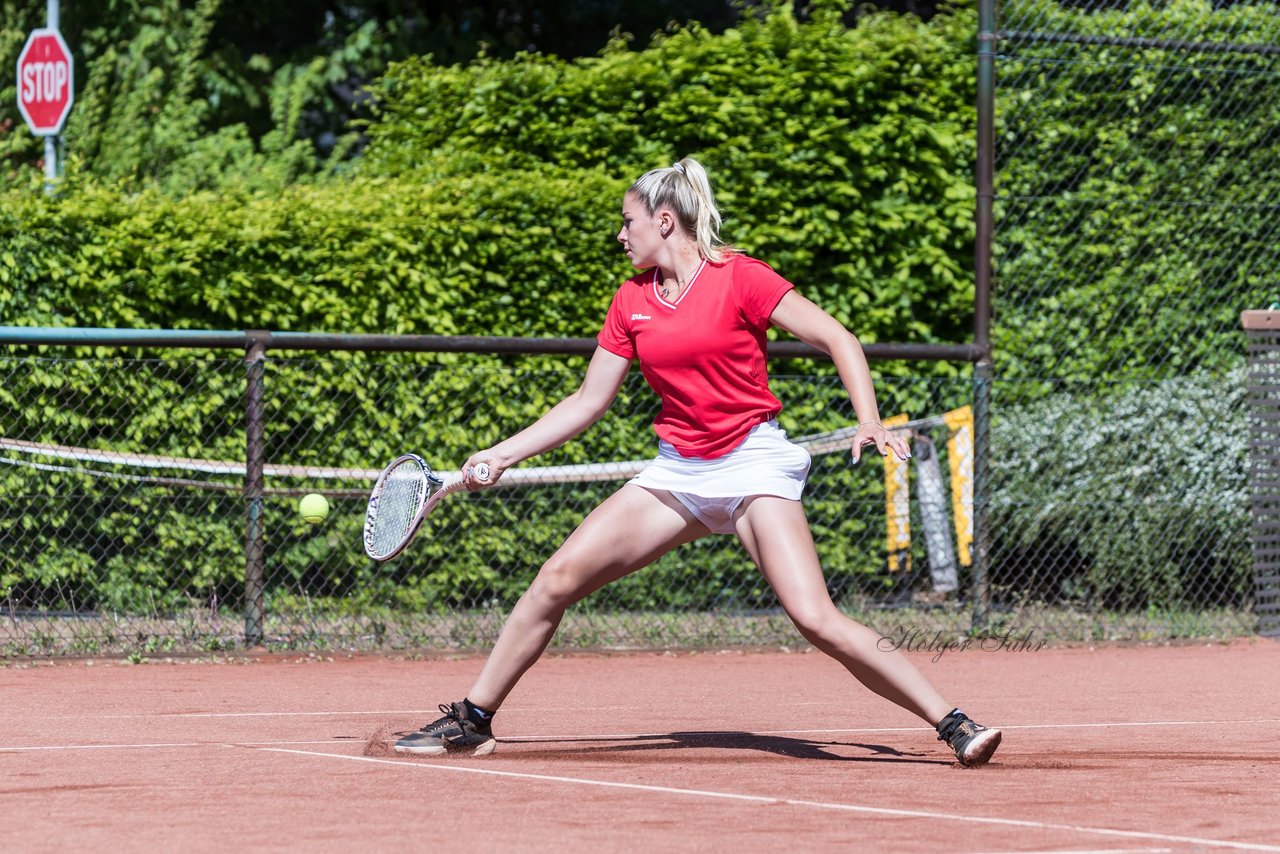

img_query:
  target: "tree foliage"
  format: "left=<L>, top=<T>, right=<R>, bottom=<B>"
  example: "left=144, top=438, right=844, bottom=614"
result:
left=2, top=0, right=1267, bottom=623
left=359, top=2, right=979, bottom=352
left=2, top=0, right=353, bottom=193
left=1, top=0, right=749, bottom=192
left=992, top=0, right=1280, bottom=381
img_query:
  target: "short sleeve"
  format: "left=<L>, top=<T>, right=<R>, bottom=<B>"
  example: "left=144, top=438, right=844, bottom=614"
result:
left=733, top=256, right=795, bottom=328
left=596, top=286, right=635, bottom=359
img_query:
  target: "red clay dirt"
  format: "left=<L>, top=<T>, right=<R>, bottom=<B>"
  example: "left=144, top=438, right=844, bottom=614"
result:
left=3, top=639, right=1279, bottom=852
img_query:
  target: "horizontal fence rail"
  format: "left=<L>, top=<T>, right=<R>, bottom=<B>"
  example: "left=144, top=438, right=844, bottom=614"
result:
left=0, top=326, right=984, bottom=362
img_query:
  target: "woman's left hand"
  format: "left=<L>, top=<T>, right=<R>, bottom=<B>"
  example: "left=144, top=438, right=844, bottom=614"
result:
left=851, top=421, right=911, bottom=464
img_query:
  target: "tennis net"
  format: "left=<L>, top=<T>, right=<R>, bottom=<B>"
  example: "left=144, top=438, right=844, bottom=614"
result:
left=0, top=354, right=977, bottom=656
left=2, top=426, right=974, bottom=657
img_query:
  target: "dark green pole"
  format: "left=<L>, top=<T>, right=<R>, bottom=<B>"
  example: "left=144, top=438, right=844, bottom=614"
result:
left=243, top=332, right=269, bottom=646
left=972, top=0, right=997, bottom=629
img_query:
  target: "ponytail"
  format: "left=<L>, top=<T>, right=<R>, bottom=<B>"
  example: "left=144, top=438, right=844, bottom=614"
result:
left=627, top=158, right=733, bottom=263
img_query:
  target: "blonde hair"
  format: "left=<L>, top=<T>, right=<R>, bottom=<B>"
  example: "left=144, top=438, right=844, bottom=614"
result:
left=627, top=158, right=733, bottom=263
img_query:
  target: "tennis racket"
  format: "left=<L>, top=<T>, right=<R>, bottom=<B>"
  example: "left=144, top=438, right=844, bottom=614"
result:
left=363, top=455, right=490, bottom=561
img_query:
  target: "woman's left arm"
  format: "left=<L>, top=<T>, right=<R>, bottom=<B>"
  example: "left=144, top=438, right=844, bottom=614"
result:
left=769, top=290, right=911, bottom=463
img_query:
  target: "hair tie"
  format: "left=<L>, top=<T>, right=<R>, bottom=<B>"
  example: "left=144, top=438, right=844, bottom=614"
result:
left=672, top=162, right=686, bottom=175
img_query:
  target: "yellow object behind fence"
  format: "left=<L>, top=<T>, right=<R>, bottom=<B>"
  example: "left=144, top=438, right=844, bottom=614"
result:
left=942, top=405, right=974, bottom=567
left=881, top=407, right=974, bottom=572
left=883, top=413, right=912, bottom=572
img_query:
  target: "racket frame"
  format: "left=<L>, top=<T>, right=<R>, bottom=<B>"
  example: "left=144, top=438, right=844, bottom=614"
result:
left=363, top=454, right=459, bottom=561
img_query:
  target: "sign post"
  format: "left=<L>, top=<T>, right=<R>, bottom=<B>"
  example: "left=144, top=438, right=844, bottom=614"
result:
left=16, top=2, right=73, bottom=192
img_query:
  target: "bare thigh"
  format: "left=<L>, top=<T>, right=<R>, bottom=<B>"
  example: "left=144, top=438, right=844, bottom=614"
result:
left=528, top=483, right=710, bottom=604
left=732, top=495, right=832, bottom=620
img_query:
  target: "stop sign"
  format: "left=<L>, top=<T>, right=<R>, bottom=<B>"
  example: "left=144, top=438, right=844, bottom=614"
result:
left=16, top=28, right=74, bottom=136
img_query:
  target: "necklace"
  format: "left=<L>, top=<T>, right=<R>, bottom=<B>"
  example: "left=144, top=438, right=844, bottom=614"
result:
left=660, top=263, right=699, bottom=300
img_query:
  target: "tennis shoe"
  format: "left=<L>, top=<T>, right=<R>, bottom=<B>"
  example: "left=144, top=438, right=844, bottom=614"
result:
left=395, top=701, right=496, bottom=756
left=936, top=709, right=1001, bottom=767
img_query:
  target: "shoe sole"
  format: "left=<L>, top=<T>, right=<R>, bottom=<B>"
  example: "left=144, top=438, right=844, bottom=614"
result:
left=394, top=737, right=496, bottom=757
left=959, top=728, right=1002, bottom=767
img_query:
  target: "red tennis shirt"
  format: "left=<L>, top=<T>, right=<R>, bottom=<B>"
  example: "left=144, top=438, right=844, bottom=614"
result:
left=597, top=254, right=794, bottom=459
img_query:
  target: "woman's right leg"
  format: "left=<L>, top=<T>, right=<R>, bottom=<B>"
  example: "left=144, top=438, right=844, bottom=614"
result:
left=466, top=484, right=705, bottom=710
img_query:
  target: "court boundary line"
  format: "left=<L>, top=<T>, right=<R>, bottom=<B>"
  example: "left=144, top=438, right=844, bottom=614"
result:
left=505, top=717, right=1280, bottom=742
left=253, top=745, right=1280, bottom=853
left=3, top=716, right=1279, bottom=753
left=5, top=726, right=1277, bottom=851
left=32, top=709, right=1280, bottom=730
left=0, top=739, right=344, bottom=752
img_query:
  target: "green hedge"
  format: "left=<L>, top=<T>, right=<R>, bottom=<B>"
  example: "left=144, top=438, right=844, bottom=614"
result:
left=360, top=1, right=979, bottom=354
left=2, top=3, right=980, bottom=617
left=0, top=356, right=961, bottom=616
left=0, top=173, right=630, bottom=337
left=3, top=0, right=1268, bottom=622
left=992, top=1, right=1280, bottom=381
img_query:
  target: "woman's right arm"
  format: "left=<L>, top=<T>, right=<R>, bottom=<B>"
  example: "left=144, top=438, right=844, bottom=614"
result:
left=463, top=346, right=632, bottom=485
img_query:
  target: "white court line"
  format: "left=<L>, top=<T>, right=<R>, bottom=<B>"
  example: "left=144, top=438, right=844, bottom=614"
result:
left=972, top=849, right=1174, bottom=854
left=254, top=746, right=1280, bottom=853
left=5, top=731, right=1277, bottom=851
left=40, top=705, right=645, bottom=720
left=51, top=709, right=436, bottom=720
left=507, top=718, right=1280, bottom=743
left=0, top=739, right=346, bottom=753
left=3, top=717, right=1278, bottom=753
left=31, top=709, right=1280, bottom=733
left=1, top=741, right=207, bottom=752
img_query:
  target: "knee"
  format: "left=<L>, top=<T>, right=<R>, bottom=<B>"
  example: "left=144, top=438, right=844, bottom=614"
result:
left=525, top=553, right=587, bottom=610
left=788, top=605, right=845, bottom=653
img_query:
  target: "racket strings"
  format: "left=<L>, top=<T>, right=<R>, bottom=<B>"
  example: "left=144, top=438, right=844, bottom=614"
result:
left=367, top=462, right=431, bottom=559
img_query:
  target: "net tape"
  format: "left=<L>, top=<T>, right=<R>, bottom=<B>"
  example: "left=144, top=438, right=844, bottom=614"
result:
left=0, top=415, right=949, bottom=492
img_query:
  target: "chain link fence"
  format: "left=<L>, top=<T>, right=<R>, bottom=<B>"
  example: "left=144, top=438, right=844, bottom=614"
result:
left=4, top=1, right=1277, bottom=657
left=984, top=0, right=1277, bottom=639
left=993, top=0, right=1278, bottom=379
left=0, top=341, right=1260, bottom=656
left=2, top=345, right=991, bottom=656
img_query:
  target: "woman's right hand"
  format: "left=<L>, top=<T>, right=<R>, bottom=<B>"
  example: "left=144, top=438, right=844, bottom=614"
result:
left=462, top=451, right=506, bottom=490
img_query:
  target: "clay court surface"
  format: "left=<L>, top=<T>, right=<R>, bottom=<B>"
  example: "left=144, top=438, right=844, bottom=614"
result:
left=3, top=638, right=1279, bottom=853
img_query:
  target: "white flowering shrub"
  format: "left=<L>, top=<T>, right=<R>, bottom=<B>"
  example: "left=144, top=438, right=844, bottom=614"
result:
left=989, top=367, right=1250, bottom=608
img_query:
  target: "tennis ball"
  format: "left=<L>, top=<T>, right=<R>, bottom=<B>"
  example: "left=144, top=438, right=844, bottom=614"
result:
left=299, top=493, right=329, bottom=524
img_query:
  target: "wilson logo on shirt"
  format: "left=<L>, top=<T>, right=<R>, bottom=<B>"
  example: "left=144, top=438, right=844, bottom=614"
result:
left=630, top=313, right=652, bottom=321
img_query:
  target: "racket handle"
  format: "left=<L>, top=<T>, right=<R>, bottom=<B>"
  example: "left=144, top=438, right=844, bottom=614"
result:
left=473, top=463, right=491, bottom=483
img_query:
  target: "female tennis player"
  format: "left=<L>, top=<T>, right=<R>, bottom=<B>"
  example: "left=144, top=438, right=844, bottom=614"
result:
left=395, top=158, right=1002, bottom=767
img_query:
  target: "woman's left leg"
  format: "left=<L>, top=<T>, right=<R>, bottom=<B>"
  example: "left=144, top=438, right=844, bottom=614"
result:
left=734, top=495, right=952, bottom=726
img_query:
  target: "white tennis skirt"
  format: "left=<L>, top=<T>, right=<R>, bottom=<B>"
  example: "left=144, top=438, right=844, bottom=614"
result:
left=630, top=419, right=811, bottom=501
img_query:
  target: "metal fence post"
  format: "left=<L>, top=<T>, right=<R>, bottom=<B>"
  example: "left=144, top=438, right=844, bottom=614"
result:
left=971, top=361, right=993, bottom=629
left=1242, top=309, right=1280, bottom=637
left=970, top=0, right=997, bottom=631
left=243, top=331, right=270, bottom=646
